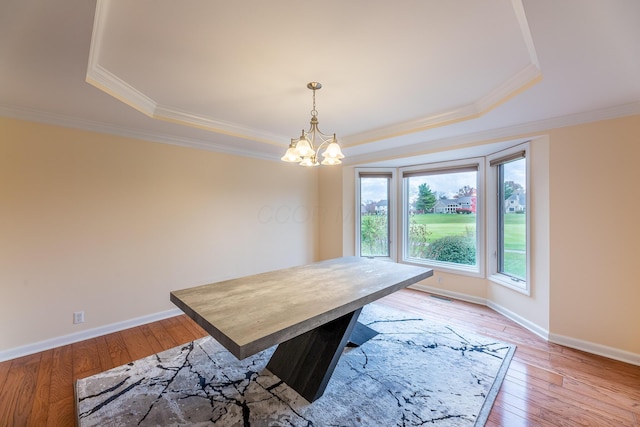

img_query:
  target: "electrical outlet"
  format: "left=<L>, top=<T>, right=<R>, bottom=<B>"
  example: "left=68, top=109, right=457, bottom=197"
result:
left=437, top=276, right=443, bottom=284
left=73, top=311, right=85, bottom=324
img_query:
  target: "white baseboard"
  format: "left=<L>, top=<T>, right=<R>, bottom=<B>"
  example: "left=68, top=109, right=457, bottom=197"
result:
left=0, top=308, right=182, bottom=363
left=485, top=300, right=550, bottom=341
left=3, top=290, right=639, bottom=368
left=411, top=284, right=550, bottom=340
left=409, top=284, right=488, bottom=306
left=549, top=333, right=640, bottom=367
left=410, top=285, right=640, bottom=367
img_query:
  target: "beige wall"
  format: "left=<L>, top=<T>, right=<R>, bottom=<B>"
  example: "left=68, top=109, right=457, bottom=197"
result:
left=329, top=114, right=640, bottom=359
left=3, top=113, right=639, bottom=360
left=0, top=117, right=318, bottom=352
left=548, top=116, right=640, bottom=355
left=317, top=167, right=344, bottom=260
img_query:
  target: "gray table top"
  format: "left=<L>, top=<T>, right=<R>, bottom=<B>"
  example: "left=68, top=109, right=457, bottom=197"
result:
left=170, top=256, right=433, bottom=359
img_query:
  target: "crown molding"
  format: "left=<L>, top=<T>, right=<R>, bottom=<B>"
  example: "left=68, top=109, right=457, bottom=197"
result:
left=475, top=63, right=542, bottom=112
left=86, top=64, right=157, bottom=116
left=153, top=105, right=285, bottom=145
left=341, top=0, right=541, bottom=148
left=87, top=1, right=286, bottom=147
left=2, top=100, right=638, bottom=166
left=341, top=63, right=542, bottom=148
left=86, top=0, right=542, bottom=151
left=0, top=104, right=278, bottom=162
left=85, top=65, right=286, bottom=147
left=344, top=100, right=640, bottom=166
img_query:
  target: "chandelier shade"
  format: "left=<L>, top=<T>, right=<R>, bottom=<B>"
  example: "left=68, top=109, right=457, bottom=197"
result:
left=281, top=82, right=344, bottom=166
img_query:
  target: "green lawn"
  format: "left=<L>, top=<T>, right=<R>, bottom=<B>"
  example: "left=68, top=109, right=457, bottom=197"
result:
left=502, top=213, right=526, bottom=251
left=502, top=213, right=526, bottom=278
left=410, top=213, right=476, bottom=242
left=411, top=213, right=525, bottom=249
left=504, top=252, right=526, bottom=279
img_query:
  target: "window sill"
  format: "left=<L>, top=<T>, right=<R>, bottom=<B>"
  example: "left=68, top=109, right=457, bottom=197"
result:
left=402, top=258, right=483, bottom=279
left=488, top=273, right=530, bottom=296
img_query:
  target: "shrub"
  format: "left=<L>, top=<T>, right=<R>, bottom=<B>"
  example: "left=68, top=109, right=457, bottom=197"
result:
left=408, top=220, right=432, bottom=258
left=424, top=235, right=476, bottom=265
left=360, top=214, right=388, bottom=256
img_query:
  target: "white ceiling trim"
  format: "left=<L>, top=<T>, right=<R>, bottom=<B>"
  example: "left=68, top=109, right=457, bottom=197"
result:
left=3, top=100, right=637, bottom=167
left=344, top=100, right=640, bottom=166
left=86, top=0, right=542, bottom=151
left=86, top=0, right=286, bottom=147
left=4, top=0, right=639, bottom=166
left=342, top=0, right=542, bottom=148
left=86, top=53, right=541, bottom=151
left=85, top=65, right=287, bottom=146
left=0, top=103, right=277, bottom=161
left=342, top=63, right=542, bottom=148
left=153, top=105, right=285, bottom=147
left=86, top=64, right=157, bottom=116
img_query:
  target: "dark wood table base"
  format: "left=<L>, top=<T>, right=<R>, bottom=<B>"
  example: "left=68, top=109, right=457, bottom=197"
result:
left=347, top=321, right=379, bottom=347
left=266, top=308, right=364, bottom=402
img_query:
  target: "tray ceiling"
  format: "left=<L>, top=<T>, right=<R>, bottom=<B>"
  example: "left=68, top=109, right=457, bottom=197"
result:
left=1, top=0, right=639, bottom=164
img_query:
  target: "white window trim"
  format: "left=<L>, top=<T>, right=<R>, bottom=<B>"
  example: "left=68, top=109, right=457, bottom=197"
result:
left=355, top=168, right=397, bottom=261
left=398, top=158, right=485, bottom=278
left=486, top=142, right=531, bottom=295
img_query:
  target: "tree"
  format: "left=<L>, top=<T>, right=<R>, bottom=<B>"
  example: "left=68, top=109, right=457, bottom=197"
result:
left=504, top=181, right=523, bottom=200
left=415, top=183, right=437, bottom=213
left=455, top=185, right=476, bottom=198
left=362, top=200, right=377, bottom=214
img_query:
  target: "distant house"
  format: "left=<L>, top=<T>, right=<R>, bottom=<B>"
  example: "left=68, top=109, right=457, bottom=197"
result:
left=505, top=191, right=526, bottom=213
left=361, top=200, right=388, bottom=215
left=456, top=196, right=476, bottom=213
left=375, top=200, right=388, bottom=214
left=433, top=196, right=476, bottom=214
left=434, top=199, right=460, bottom=213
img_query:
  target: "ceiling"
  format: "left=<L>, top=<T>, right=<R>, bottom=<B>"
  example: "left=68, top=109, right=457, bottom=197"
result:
left=1, top=0, right=639, bottom=166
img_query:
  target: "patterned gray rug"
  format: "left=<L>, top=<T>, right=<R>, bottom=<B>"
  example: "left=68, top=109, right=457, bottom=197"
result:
left=76, top=303, right=515, bottom=426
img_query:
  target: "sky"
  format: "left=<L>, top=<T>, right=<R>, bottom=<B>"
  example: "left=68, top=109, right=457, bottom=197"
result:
left=360, top=159, right=525, bottom=203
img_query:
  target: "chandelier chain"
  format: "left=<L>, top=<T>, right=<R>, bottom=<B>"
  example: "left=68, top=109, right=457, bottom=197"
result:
left=311, top=87, right=318, bottom=118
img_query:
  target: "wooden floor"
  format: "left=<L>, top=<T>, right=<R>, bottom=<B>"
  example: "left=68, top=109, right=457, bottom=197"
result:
left=1, top=288, right=639, bottom=426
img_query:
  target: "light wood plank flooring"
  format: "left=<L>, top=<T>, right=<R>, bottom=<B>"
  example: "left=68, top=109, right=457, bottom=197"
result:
left=0, top=288, right=638, bottom=426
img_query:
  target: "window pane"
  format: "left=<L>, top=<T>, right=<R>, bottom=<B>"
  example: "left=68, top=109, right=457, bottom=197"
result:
left=405, top=170, right=477, bottom=266
left=498, top=158, right=526, bottom=280
left=359, top=177, right=390, bottom=257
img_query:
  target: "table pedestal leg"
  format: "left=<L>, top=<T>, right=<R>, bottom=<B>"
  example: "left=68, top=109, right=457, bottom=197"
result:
left=266, top=308, right=362, bottom=402
left=347, top=321, right=379, bottom=347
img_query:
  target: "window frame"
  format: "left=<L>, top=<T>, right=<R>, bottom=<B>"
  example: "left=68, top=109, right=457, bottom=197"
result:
left=399, top=158, right=485, bottom=277
left=355, top=168, right=397, bottom=261
left=486, top=142, right=531, bottom=294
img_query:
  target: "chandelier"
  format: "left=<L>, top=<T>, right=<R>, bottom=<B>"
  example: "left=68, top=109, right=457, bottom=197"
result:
left=281, top=82, right=344, bottom=166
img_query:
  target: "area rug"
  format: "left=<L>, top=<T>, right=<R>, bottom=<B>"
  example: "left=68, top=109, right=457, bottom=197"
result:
left=76, top=303, right=515, bottom=426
